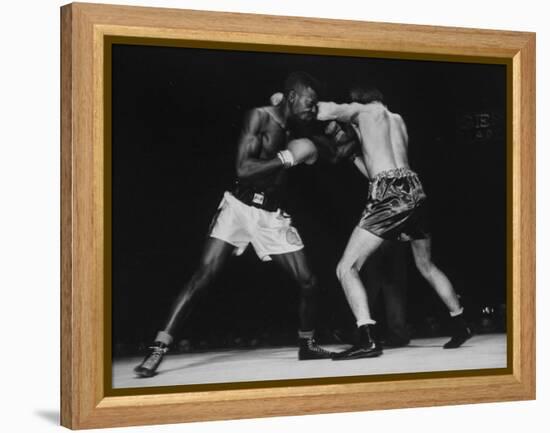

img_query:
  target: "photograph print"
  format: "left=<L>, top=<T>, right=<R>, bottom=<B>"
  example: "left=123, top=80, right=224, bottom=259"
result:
left=110, top=41, right=507, bottom=390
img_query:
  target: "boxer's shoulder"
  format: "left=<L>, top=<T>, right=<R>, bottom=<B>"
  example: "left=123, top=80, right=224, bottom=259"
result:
left=247, top=106, right=269, bottom=118
left=256, top=105, right=278, bottom=116
left=242, top=107, right=270, bottom=131
left=248, top=106, right=273, bottom=122
left=353, top=102, right=389, bottom=123
left=254, top=106, right=286, bottom=131
left=364, top=102, right=387, bottom=115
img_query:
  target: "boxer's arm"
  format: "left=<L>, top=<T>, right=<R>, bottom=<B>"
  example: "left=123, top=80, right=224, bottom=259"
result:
left=270, top=94, right=365, bottom=123
left=310, top=119, right=360, bottom=163
left=235, top=109, right=284, bottom=180
left=332, top=123, right=361, bottom=161
left=310, top=134, right=359, bottom=164
left=317, top=101, right=366, bottom=122
left=308, top=134, right=338, bottom=163
left=335, top=139, right=361, bottom=161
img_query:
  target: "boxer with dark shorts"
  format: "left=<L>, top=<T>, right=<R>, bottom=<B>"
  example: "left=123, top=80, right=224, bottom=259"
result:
left=316, top=86, right=472, bottom=360
left=359, top=167, right=429, bottom=242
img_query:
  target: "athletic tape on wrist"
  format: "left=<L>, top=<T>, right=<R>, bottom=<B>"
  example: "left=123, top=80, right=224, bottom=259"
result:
left=277, top=150, right=294, bottom=168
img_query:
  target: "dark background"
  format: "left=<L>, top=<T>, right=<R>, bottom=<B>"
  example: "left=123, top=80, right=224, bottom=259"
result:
left=111, top=44, right=507, bottom=355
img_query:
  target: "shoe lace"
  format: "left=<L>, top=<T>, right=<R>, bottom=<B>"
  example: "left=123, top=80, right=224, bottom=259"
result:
left=142, top=345, right=168, bottom=369
left=307, top=338, right=332, bottom=354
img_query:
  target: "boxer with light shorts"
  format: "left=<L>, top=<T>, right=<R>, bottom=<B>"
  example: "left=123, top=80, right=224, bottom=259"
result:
left=134, top=72, right=333, bottom=378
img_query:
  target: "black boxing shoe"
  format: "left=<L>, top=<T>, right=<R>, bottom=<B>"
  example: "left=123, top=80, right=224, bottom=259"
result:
left=332, top=324, right=383, bottom=360
left=443, top=314, right=473, bottom=349
left=134, top=342, right=169, bottom=377
left=298, top=337, right=334, bottom=360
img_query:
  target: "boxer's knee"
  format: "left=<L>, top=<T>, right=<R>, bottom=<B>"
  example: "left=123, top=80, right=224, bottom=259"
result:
left=414, top=255, right=435, bottom=279
left=336, top=260, right=357, bottom=282
left=190, top=261, right=220, bottom=291
left=296, top=272, right=318, bottom=298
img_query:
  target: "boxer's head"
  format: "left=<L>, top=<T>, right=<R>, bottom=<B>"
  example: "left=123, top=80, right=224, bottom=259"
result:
left=283, top=71, right=320, bottom=122
left=349, top=85, right=385, bottom=105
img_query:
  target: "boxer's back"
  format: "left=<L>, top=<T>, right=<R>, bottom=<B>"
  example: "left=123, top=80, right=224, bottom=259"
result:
left=348, top=103, right=411, bottom=178
left=353, top=103, right=397, bottom=178
left=388, top=111, right=410, bottom=170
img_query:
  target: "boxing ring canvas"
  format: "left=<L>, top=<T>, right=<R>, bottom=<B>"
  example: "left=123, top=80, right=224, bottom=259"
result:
left=60, top=3, right=535, bottom=430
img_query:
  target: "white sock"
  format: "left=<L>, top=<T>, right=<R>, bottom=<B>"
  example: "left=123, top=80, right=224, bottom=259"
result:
left=298, top=330, right=314, bottom=339
left=357, top=319, right=376, bottom=327
left=155, top=330, right=173, bottom=345
left=450, top=307, right=464, bottom=317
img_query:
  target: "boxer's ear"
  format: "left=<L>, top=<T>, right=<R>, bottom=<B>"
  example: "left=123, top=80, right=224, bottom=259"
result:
left=287, top=90, right=296, bottom=104
left=269, top=92, right=284, bottom=106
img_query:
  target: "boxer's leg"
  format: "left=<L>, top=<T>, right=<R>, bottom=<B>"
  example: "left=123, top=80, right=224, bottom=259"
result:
left=411, top=238, right=460, bottom=313
left=134, top=238, right=234, bottom=377
left=332, top=227, right=384, bottom=360
left=162, top=238, right=235, bottom=336
left=411, top=238, right=472, bottom=348
left=271, top=249, right=318, bottom=331
left=271, top=250, right=333, bottom=360
left=336, top=227, right=384, bottom=326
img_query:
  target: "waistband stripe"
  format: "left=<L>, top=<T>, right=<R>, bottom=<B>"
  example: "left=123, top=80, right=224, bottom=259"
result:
left=371, top=167, right=417, bottom=182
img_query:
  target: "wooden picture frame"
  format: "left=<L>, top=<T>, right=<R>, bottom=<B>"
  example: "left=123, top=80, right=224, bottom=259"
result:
left=60, top=2, right=535, bottom=429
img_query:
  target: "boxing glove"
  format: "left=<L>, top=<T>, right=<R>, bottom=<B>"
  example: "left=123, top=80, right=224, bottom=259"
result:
left=287, top=138, right=318, bottom=165
left=324, top=120, right=348, bottom=145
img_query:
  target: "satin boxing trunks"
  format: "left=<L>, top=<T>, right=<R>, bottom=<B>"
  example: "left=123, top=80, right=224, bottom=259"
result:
left=359, top=167, right=430, bottom=241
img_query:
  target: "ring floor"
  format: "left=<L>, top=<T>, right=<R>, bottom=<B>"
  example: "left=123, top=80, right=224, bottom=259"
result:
left=112, top=333, right=506, bottom=389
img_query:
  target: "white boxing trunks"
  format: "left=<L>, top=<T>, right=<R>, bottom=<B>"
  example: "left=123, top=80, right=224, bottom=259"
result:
left=209, top=192, right=304, bottom=261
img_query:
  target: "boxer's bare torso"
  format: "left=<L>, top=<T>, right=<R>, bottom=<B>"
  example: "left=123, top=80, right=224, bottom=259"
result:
left=318, top=101, right=410, bottom=179
left=350, top=103, right=410, bottom=178
left=235, top=106, right=290, bottom=192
